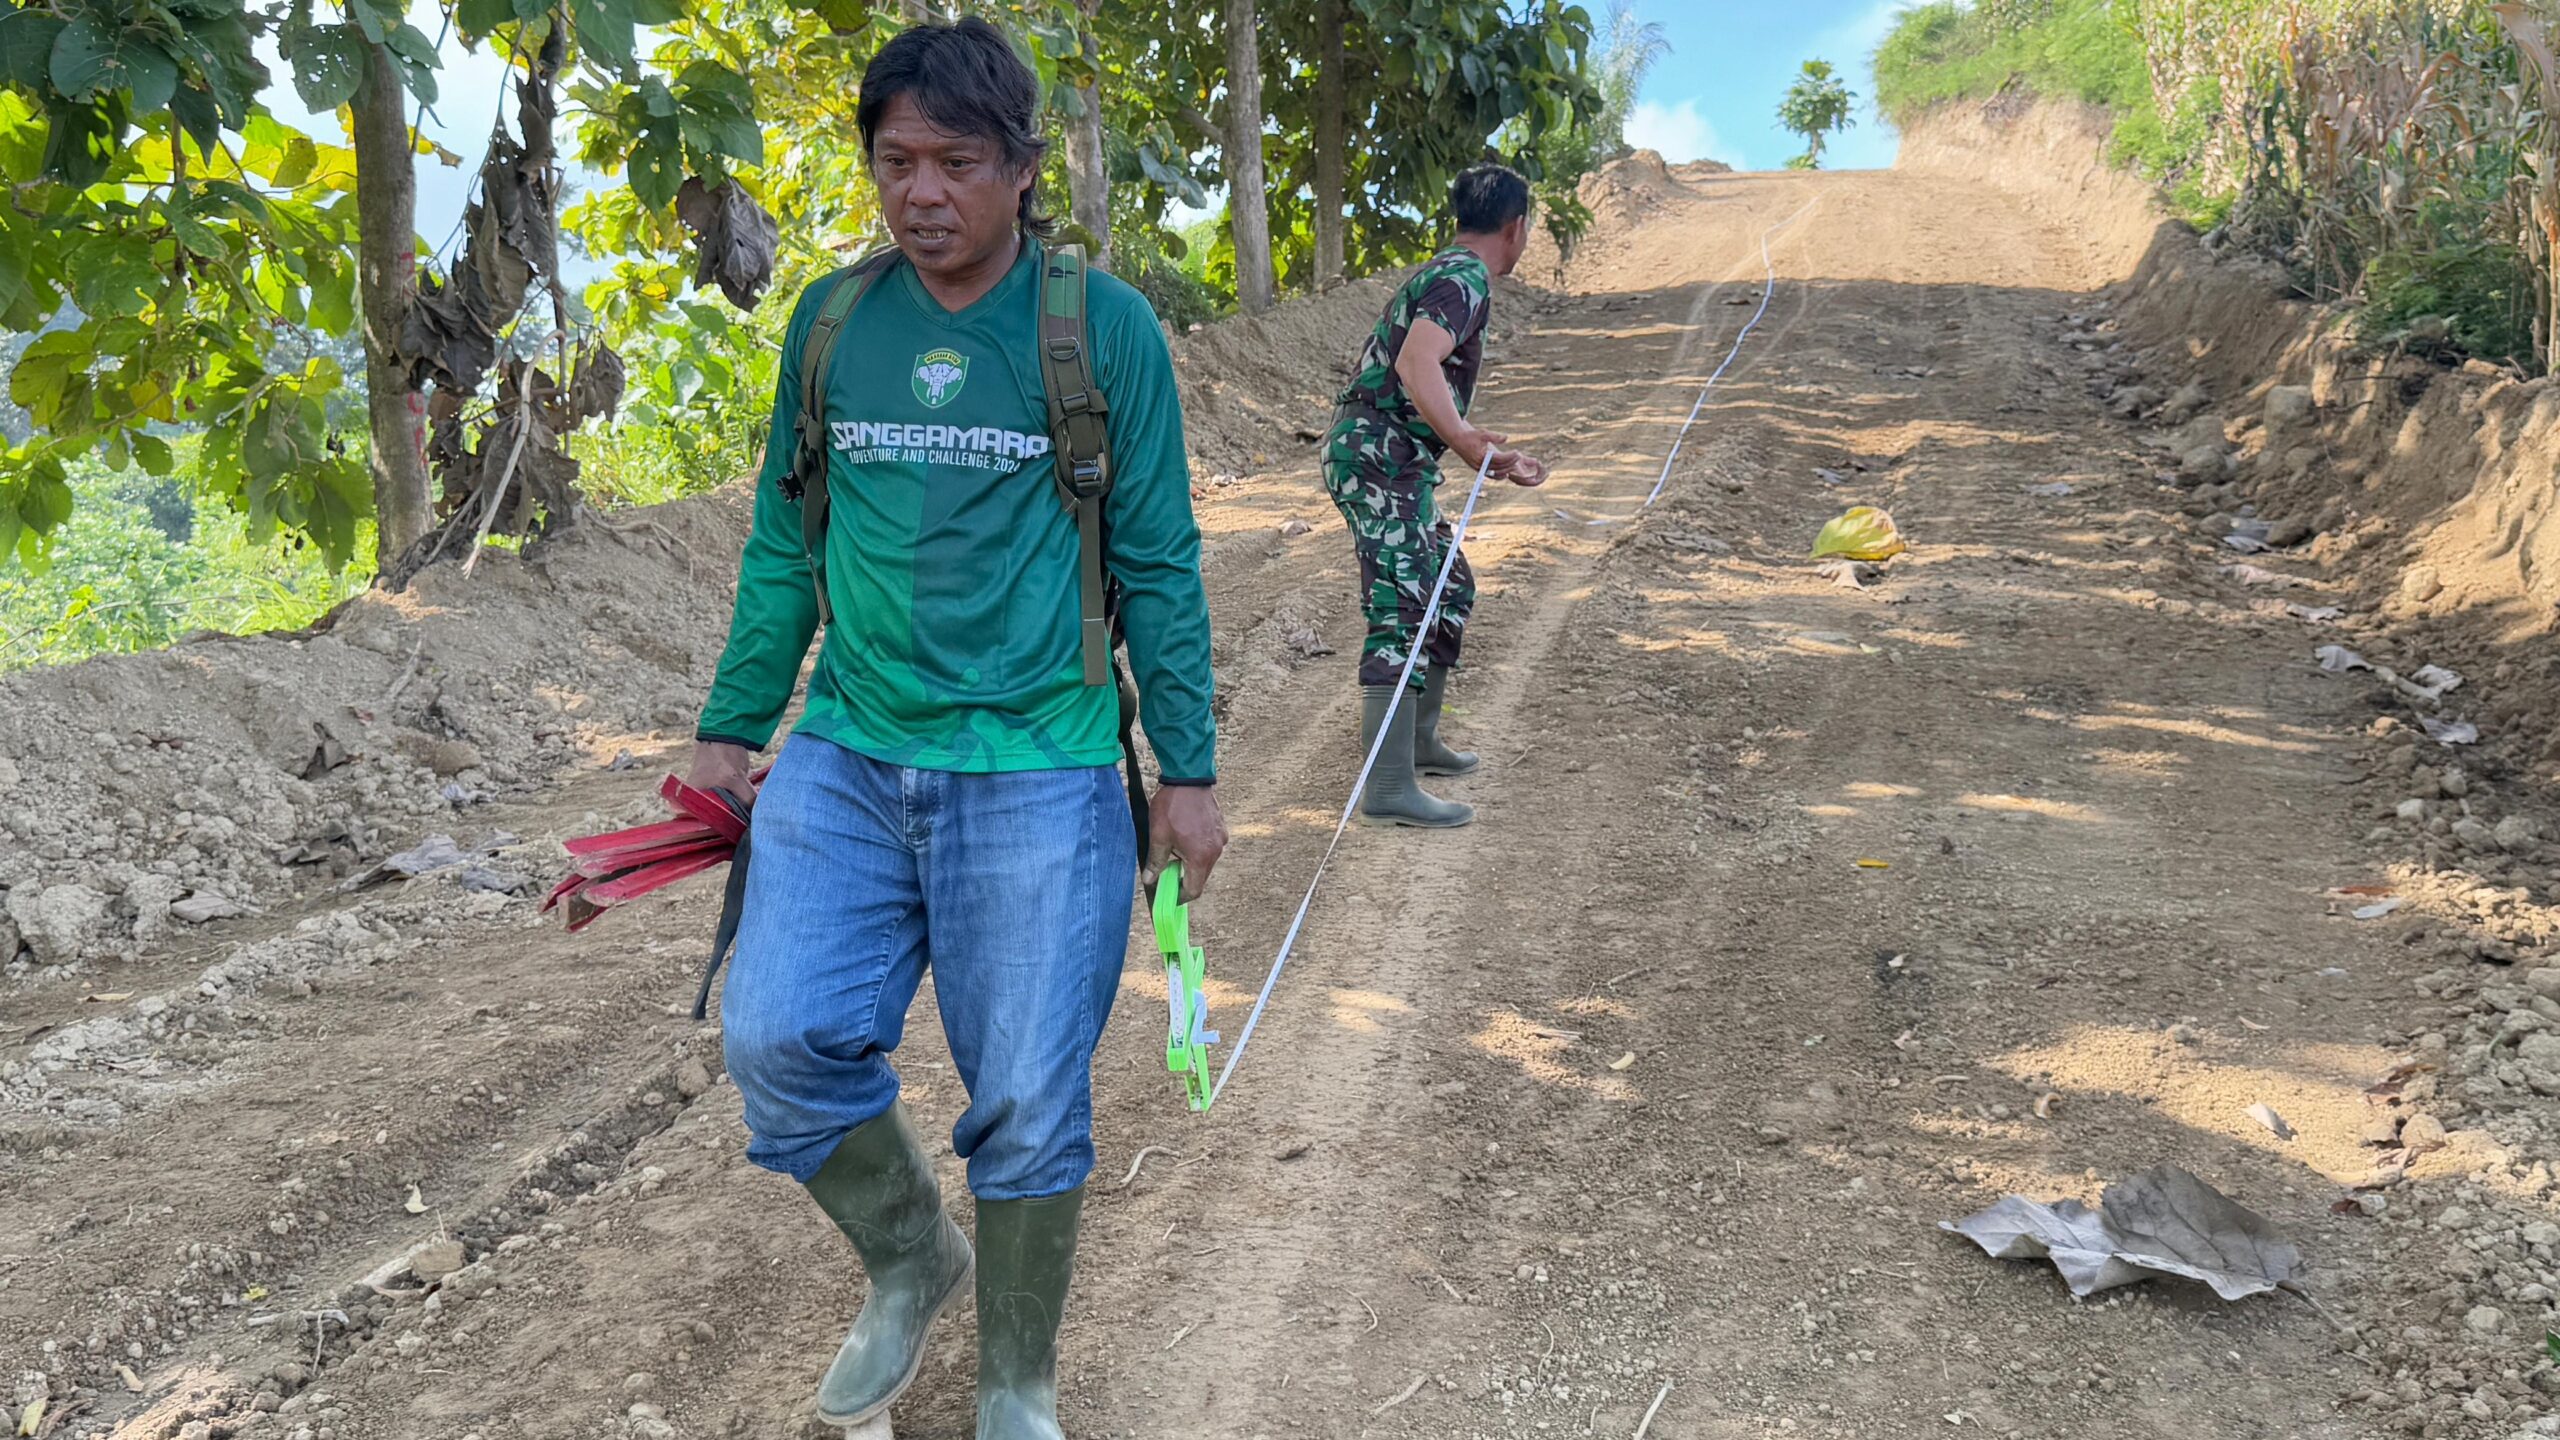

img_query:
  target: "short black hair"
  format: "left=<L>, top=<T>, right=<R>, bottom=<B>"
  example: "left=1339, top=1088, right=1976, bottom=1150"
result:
left=856, top=18, right=1054, bottom=235
left=1451, top=163, right=1532, bottom=234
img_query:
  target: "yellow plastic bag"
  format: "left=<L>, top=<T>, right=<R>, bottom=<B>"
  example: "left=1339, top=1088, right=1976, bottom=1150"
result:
left=1811, top=506, right=1907, bottom=562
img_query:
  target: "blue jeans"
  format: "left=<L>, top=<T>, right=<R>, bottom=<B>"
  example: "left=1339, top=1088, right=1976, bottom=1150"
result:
left=721, top=732, right=1136, bottom=1200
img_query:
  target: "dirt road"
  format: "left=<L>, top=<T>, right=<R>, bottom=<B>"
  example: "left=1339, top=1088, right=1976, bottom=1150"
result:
left=7, top=161, right=2543, bottom=1440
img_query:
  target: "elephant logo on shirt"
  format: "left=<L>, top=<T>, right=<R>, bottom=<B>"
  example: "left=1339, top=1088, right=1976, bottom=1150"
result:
left=912, top=348, right=970, bottom=409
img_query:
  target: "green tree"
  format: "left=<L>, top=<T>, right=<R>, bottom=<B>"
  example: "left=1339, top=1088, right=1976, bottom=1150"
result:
left=1777, top=57, right=1855, bottom=170
left=0, top=0, right=769, bottom=575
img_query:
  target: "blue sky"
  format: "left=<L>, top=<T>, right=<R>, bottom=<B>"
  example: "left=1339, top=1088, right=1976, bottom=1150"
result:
left=1625, top=0, right=1913, bottom=172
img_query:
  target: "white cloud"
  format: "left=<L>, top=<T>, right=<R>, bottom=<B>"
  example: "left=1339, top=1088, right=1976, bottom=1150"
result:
left=1624, top=98, right=1723, bottom=166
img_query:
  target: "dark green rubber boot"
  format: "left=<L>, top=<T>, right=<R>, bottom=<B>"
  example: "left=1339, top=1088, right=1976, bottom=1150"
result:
left=975, top=1190, right=1085, bottom=1440
left=1359, top=686, right=1475, bottom=828
left=807, top=1105, right=975, bottom=1427
left=1414, top=663, right=1480, bottom=778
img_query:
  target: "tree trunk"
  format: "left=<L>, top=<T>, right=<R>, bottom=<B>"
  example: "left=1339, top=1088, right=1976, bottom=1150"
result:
left=1063, top=0, right=1112, bottom=268
left=1222, top=0, right=1275, bottom=314
left=348, top=40, right=432, bottom=569
left=1313, top=0, right=1346, bottom=288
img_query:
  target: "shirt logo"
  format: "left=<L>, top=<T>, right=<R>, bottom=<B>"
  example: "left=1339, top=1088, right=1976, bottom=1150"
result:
left=912, top=348, right=970, bottom=409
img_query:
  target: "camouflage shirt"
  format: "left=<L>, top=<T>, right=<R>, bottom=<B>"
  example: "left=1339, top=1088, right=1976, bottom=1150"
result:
left=1333, top=244, right=1492, bottom=460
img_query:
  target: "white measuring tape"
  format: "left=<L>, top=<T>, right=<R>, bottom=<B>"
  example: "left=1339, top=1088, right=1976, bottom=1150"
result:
left=1211, top=202, right=1808, bottom=1104
left=1646, top=203, right=1809, bottom=508
left=1209, top=448, right=1497, bottom=1103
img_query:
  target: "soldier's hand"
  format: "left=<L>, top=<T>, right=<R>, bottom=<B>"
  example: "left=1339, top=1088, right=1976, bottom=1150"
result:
left=1458, top=427, right=1510, bottom=472
left=1494, top=449, right=1549, bottom=488
left=1146, top=784, right=1228, bottom=902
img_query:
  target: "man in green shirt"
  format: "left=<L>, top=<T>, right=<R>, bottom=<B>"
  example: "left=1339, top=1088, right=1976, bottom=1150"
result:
left=684, top=20, right=1225, bottom=1438
left=1323, top=163, right=1548, bottom=828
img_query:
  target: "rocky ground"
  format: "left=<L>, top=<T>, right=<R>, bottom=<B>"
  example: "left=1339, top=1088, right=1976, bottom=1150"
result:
left=5, top=145, right=2560, bottom=1440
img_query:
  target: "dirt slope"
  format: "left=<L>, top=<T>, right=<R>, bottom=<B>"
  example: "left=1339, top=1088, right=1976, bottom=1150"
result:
left=7, top=135, right=2559, bottom=1440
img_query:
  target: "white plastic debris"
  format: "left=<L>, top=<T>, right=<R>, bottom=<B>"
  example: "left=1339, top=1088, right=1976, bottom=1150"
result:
left=1941, top=1165, right=2301, bottom=1301
left=2407, top=664, right=2464, bottom=700
left=2315, top=645, right=2372, bottom=674
left=2421, top=716, right=2480, bottom=746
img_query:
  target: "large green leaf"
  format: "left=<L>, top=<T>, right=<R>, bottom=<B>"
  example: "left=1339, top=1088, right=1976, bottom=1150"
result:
left=385, top=23, right=439, bottom=105
left=72, top=237, right=159, bottom=319
left=132, top=432, right=174, bottom=476
left=456, top=0, right=515, bottom=37
left=628, top=128, right=679, bottom=208
left=0, top=10, right=66, bottom=90
left=0, top=210, right=27, bottom=319
left=170, top=84, right=220, bottom=154
left=38, top=96, right=120, bottom=190
left=284, top=23, right=366, bottom=112
left=573, top=0, right=635, bottom=71
left=271, top=134, right=319, bottom=188
left=347, top=0, right=402, bottom=45
left=629, top=0, right=684, bottom=23
left=42, top=20, right=183, bottom=115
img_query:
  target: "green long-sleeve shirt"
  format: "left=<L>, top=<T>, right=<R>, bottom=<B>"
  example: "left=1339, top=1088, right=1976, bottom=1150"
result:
left=696, top=241, right=1218, bottom=782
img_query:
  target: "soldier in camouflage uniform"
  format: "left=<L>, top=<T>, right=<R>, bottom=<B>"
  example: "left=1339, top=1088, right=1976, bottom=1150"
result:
left=1323, top=163, right=1548, bottom=828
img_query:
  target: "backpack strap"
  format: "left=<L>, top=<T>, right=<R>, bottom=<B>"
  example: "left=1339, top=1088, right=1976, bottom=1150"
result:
left=1036, top=241, right=1114, bottom=688
left=787, top=247, right=902, bottom=627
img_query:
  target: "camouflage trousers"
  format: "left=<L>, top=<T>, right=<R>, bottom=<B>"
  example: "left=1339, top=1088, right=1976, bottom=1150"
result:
left=1323, top=420, right=1476, bottom=690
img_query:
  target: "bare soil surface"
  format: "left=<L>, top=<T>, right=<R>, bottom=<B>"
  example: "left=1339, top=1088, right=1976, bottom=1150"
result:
left=9, top=160, right=2559, bottom=1440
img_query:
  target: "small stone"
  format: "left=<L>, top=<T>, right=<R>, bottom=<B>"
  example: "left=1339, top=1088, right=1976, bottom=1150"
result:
left=409, top=1241, right=467, bottom=1283
left=2403, top=566, right=2444, bottom=603
left=2522, top=1221, right=2560, bottom=1248
left=2453, top=817, right=2499, bottom=853
left=2360, top=1117, right=2401, bottom=1146
left=2397, top=799, right=2428, bottom=821
left=2441, top=766, right=2471, bottom=798
left=674, top=1061, right=713, bottom=1100
left=624, top=1372, right=656, bottom=1393
left=2465, top=1304, right=2507, bottom=1334
left=397, top=733, right=483, bottom=778
left=2354, top=1192, right=2388, bottom=1217
left=2437, top=1203, right=2475, bottom=1230
left=2402, top=1114, right=2450, bottom=1153
left=2527, top=968, right=2560, bottom=1001
left=5, top=883, right=107, bottom=963
left=2496, top=816, right=2542, bottom=851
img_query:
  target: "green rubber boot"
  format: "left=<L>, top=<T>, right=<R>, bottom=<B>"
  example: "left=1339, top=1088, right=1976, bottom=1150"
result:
left=1360, top=686, right=1475, bottom=828
left=806, top=1105, right=975, bottom=1427
left=975, top=1190, right=1084, bottom=1440
left=1414, top=663, right=1480, bottom=778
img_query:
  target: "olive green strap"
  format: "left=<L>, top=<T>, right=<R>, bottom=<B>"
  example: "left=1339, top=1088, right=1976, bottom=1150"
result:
left=790, top=248, right=900, bottom=627
left=1036, top=242, right=1113, bottom=688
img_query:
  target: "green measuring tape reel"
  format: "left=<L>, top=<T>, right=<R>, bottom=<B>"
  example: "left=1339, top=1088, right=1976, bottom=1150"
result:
left=1152, top=862, right=1217, bottom=1113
